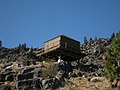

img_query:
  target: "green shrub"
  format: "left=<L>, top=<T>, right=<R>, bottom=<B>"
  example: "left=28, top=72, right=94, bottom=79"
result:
left=104, top=31, right=120, bottom=89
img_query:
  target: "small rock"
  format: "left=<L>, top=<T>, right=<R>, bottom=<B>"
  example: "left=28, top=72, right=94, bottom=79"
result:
left=90, top=77, right=101, bottom=82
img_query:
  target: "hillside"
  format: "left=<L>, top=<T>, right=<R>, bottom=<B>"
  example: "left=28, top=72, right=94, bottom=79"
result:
left=0, top=37, right=112, bottom=90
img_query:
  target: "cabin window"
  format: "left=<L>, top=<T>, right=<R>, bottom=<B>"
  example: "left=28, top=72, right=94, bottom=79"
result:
left=65, top=42, right=67, bottom=48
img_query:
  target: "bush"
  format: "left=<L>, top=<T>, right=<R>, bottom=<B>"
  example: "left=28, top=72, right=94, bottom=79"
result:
left=42, top=61, right=58, bottom=78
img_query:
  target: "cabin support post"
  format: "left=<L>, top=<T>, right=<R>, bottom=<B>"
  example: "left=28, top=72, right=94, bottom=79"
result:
left=77, top=59, right=80, bottom=70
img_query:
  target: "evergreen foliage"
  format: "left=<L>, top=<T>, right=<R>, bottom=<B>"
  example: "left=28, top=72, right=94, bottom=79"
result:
left=84, top=36, right=88, bottom=45
left=111, top=32, right=115, bottom=39
left=116, top=31, right=120, bottom=37
left=18, top=43, right=27, bottom=52
left=89, top=38, right=93, bottom=44
left=0, top=40, right=2, bottom=48
left=104, top=31, right=120, bottom=89
left=89, top=38, right=93, bottom=41
left=28, top=47, right=36, bottom=59
left=94, top=37, right=97, bottom=41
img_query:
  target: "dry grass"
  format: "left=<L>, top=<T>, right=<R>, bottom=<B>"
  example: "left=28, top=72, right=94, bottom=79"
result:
left=57, top=77, right=110, bottom=90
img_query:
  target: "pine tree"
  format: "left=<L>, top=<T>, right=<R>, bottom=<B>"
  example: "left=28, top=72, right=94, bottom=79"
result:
left=0, top=40, right=2, bottom=48
left=28, top=47, right=36, bottom=59
left=18, top=43, right=27, bottom=52
left=104, top=32, right=120, bottom=89
left=111, top=32, right=115, bottom=39
left=94, top=37, right=97, bottom=41
left=21, top=43, right=27, bottom=50
left=84, top=36, right=88, bottom=45
left=89, top=37, right=93, bottom=44
left=116, top=31, right=120, bottom=37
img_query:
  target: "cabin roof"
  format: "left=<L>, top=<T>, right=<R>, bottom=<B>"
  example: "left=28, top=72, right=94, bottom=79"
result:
left=44, top=34, right=80, bottom=43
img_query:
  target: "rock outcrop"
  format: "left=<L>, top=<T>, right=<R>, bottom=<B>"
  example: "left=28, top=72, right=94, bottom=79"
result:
left=0, top=38, right=112, bottom=90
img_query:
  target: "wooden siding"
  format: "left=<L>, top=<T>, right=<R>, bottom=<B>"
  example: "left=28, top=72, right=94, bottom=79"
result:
left=44, top=36, right=61, bottom=53
left=60, top=36, right=80, bottom=53
left=44, top=35, right=80, bottom=54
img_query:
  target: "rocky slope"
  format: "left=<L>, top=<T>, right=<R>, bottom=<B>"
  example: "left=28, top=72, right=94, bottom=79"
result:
left=0, top=38, right=112, bottom=90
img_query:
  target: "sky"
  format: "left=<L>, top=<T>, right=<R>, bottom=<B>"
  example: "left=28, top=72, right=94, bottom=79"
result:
left=0, top=0, right=120, bottom=48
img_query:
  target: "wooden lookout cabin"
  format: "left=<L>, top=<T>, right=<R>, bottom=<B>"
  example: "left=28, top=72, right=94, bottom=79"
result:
left=37, top=35, right=84, bottom=61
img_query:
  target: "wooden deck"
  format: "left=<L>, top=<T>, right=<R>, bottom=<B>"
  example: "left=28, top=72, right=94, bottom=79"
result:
left=36, top=35, right=84, bottom=61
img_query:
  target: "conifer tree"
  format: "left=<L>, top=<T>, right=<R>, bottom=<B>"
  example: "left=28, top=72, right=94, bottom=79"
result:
left=0, top=41, right=2, bottom=48
left=84, top=36, right=88, bottom=45
left=104, top=32, right=120, bottom=89
left=116, top=31, right=120, bottom=37
left=18, top=43, right=27, bottom=52
left=28, top=47, right=36, bottom=59
left=89, top=37, right=93, bottom=44
left=94, top=37, right=97, bottom=41
left=111, top=32, right=115, bottom=39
